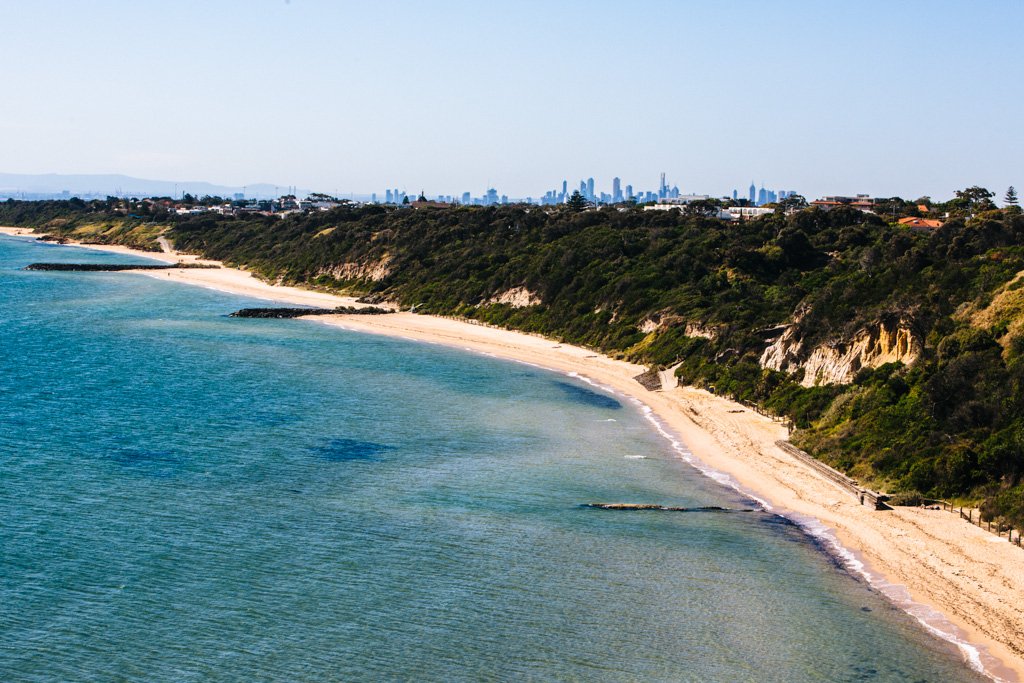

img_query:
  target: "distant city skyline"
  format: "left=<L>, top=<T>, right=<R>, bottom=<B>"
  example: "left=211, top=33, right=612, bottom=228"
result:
left=6, top=169, right=1019, bottom=208
left=1, top=2, right=1020, bottom=203
left=374, top=173, right=800, bottom=207
left=4, top=170, right=804, bottom=205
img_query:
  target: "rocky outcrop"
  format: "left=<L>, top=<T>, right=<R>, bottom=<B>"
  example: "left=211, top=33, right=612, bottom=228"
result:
left=488, top=286, right=541, bottom=308
left=684, top=323, right=718, bottom=340
left=639, top=318, right=660, bottom=333
left=633, top=368, right=662, bottom=391
left=759, top=324, right=805, bottom=375
left=638, top=312, right=719, bottom=339
left=320, top=255, right=392, bottom=282
left=760, top=318, right=920, bottom=387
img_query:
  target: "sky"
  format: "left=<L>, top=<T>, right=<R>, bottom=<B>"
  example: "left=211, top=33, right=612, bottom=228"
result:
left=2, top=0, right=1022, bottom=201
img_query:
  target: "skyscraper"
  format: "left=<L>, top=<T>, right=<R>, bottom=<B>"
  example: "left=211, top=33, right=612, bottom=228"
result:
left=612, top=177, right=622, bottom=203
left=586, top=177, right=595, bottom=200
left=749, top=181, right=756, bottom=205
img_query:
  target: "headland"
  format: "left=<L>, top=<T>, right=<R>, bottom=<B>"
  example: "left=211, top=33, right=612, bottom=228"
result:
left=3, top=225, right=1022, bottom=681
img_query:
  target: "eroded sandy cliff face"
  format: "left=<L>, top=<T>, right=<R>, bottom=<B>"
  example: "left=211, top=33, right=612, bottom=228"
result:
left=760, top=319, right=920, bottom=387
left=684, top=323, right=719, bottom=340
left=488, top=287, right=541, bottom=308
left=320, top=255, right=393, bottom=282
left=638, top=312, right=719, bottom=339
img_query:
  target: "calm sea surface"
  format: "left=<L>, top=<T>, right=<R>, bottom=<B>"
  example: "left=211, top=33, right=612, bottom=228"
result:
left=0, top=236, right=988, bottom=682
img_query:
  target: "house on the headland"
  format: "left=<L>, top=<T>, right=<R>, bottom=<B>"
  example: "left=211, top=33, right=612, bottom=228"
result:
left=810, top=195, right=877, bottom=213
left=643, top=204, right=775, bottom=221
left=897, top=216, right=944, bottom=232
left=725, top=206, right=775, bottom=220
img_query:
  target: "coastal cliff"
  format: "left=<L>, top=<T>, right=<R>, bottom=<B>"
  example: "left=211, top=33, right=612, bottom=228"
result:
left=318, top=255, right=393, bottom=283
left=760, top=317, right=921, bottom=386
left=4, top=198, right=1023, bottom=528
left=488, top=286, right=542, bottom=308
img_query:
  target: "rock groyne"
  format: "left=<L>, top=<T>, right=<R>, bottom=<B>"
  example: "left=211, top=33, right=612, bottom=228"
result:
left=25, top=262, right=219, bottom=271
left=230, top=306, right=393, bottom=319
left=583, top=503, right=755, bottom=512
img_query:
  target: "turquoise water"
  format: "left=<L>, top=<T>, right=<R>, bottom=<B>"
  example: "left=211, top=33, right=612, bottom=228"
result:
left=0, top=236, right=988, bottom=682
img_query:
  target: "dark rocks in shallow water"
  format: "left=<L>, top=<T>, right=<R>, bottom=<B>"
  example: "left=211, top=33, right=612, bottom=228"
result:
left=229, top=306, right=393, bottom=319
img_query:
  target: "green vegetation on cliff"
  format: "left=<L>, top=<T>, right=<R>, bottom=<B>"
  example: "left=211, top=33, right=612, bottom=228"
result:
left=0, top=198, right=166, bottom=251
left=3, top=196, right=1023, bottom=527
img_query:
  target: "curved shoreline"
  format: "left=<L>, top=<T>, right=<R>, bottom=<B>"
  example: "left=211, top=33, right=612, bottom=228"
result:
left=314, top=313, right=1023, bottom=683
left=4, top=226, right=1022, bottom=681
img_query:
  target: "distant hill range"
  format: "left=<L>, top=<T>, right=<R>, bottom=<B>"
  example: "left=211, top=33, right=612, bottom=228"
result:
left=0, top=172, right=310, bottom=200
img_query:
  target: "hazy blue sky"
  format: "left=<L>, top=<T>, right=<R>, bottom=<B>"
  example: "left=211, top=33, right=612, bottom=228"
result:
left=2, top=1, right=1021, bottom=200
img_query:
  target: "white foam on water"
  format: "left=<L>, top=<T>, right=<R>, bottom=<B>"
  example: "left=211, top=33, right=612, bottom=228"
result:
left=615, top=385, right=1007, bottom=682
left=565, top=371, right=620, bottom=397
left=788, top=514, right=1001, bottom=680
left=632, top=400, right=774, bottom=511
left=623, top=455, right=647, bottom=460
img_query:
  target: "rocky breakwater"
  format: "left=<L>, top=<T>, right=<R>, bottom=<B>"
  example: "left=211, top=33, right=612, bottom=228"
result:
left=583, top=503, right=756, bottom=512
left=25, top=262, right=219, bottom=271
left=230, top=306, right=393, bottom=319
left=761, top=315, right=921, bottom=386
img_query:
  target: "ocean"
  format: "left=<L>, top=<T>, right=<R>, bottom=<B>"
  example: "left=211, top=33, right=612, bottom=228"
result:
left=0, top=235, right=989, bottom=682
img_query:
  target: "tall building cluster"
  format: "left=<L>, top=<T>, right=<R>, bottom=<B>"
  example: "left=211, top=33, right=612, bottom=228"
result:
left=372, top=174, right=798, bottom=207
left=735, top=181, right=798, bottom=207
left=534, top=173, right=678, bottom=206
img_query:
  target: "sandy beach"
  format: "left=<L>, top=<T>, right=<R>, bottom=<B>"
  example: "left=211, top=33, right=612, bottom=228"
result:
left=0, top=226, right=373, bottom=310
left=5, top=226, right=1023, bottom=681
